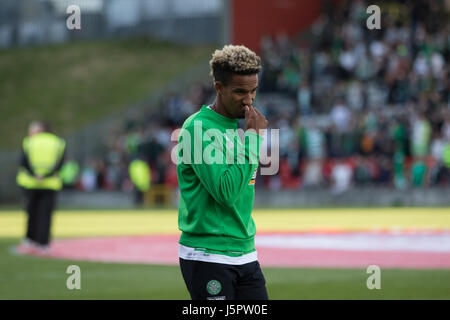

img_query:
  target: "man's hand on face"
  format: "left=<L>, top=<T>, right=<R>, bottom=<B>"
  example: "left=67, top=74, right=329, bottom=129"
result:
left=244, top=105, right=268, bottom=135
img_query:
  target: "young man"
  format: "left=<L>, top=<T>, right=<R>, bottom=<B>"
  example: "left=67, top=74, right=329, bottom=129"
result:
left=176, top=45, right=268, bottom=300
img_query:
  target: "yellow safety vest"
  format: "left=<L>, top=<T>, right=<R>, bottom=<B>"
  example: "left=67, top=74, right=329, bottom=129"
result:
left=16, top=132, right=66, bottom=190
left=129, top=159, right=151, bottom=192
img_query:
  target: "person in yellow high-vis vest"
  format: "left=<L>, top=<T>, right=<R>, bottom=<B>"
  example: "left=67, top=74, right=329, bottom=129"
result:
left=129, top=157, right=151, bottom=206
left=16, top=121, right=66, bottom=251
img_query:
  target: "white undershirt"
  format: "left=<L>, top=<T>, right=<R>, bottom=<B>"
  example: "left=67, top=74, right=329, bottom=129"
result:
left=179, top=244, right=258, bottom=265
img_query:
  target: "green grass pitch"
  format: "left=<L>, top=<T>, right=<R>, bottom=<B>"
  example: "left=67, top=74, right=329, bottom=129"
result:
left=0, top=208, right=449, bottom=299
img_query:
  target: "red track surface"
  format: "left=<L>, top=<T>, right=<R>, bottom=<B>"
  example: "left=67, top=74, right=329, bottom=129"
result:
left=15, top=233, right=450, bottom=269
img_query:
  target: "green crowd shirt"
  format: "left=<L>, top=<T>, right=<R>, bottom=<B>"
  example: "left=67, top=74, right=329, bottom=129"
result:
left=177, top=105, right=262, bottom=256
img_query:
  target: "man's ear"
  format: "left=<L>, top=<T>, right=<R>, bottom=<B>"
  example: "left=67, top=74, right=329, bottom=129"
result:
left=214, top=81, right=223, bottom=95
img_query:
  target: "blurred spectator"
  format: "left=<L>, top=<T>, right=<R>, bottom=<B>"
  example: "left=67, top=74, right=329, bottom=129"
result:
left=60, top=158, right=79, bottom=189
left=331, top=159, right=353, bottom=194
left=410, top=112, right=431, bottom=157
left=330, top=99, right=351, bottom=133
left=410, top=158, right=427, bottom=187
left=80, top=161, right=97, bottom=191
left=353, top=156, right=372, bottom=185
left=303, top=159, right=323, bottom=188
left=129, top=156, right=151, bottom=206
left=393, top=151, right=407, bottom=190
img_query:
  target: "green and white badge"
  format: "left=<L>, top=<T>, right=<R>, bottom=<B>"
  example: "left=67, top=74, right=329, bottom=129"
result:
left=206, top=280, right=222, bottom=295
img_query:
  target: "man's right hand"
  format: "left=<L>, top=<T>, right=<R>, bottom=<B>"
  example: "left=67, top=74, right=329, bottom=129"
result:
left=244, top=106, right=268, bottom=134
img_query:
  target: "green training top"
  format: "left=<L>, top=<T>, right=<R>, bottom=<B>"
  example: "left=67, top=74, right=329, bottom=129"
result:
left=177, top=105, right=262, bottom=256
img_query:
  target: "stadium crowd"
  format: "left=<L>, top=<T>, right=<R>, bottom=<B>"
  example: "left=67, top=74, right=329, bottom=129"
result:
left=73, top=0, right=449, bottom=193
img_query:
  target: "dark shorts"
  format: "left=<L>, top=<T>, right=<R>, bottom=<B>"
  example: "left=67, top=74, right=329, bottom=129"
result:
left=179, top=258, right=268, bottom=300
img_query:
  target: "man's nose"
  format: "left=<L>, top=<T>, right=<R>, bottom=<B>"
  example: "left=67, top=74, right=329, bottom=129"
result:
left=243, top=95, right=253, bottom=106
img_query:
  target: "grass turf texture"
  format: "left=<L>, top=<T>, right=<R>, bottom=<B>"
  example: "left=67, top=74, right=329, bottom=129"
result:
left=0, top=208, right=449, bottom=299
left=0, top=38, right=214, bottom=150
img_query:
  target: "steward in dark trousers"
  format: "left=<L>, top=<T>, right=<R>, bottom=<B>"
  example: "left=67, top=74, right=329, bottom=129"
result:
left=16, top=122, right=66, bottom=250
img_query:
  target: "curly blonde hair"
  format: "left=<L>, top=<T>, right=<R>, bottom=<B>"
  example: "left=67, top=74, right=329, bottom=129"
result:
left=209, top=45, right=261, bottom=85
